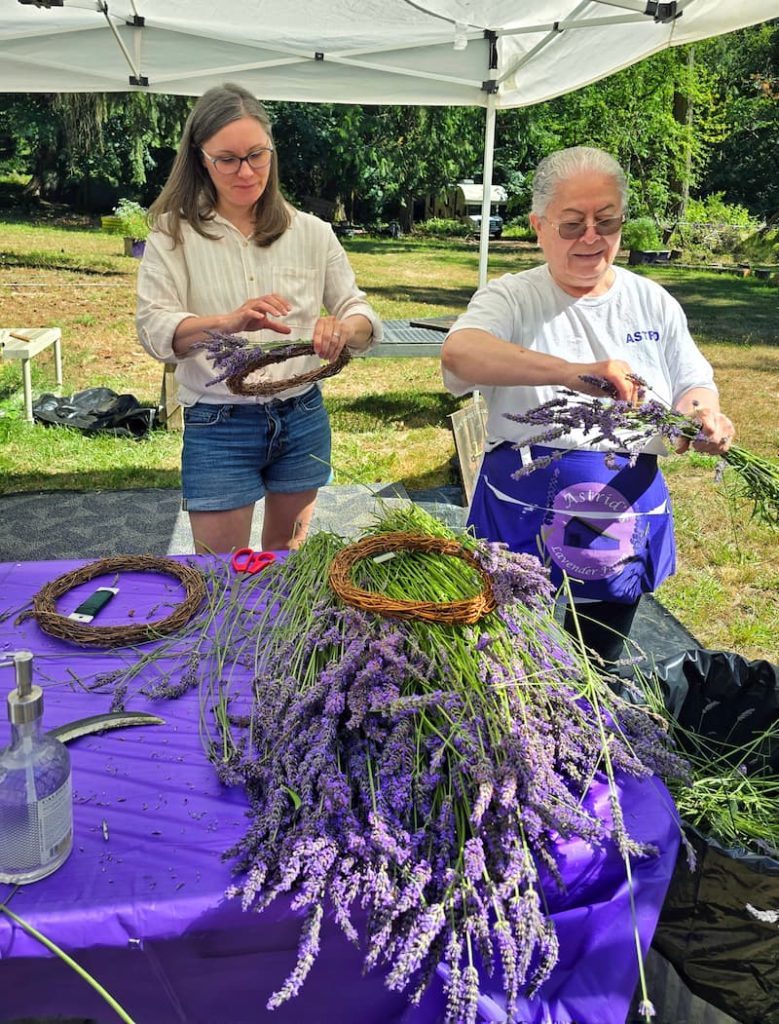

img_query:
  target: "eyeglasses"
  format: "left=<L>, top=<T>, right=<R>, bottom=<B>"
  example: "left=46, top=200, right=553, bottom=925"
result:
left=201, top=146, right=274, bottom=176
left=542, top=214, right=625, bottom=240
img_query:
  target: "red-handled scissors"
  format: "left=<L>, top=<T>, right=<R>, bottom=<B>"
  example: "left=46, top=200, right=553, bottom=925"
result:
left=230, top=547, right=276, bottom=597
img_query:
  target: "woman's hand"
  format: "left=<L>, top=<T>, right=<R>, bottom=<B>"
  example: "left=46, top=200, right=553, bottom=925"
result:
left=674, top=388, right=734, bottom=455
left=172, top=296, right=293, bottom=355
left=563, top=359, right=644, bottom=404
left=311, top=316, right=351, bottom=362
left=676, top=407, right=736, bottom=455
left=221, top=294, right=293, bottom=335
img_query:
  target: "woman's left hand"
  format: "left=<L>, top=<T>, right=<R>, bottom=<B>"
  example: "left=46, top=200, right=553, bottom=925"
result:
left=312, top=316, right=350, bottom=362
left=676, top=407, right=736, bottom=456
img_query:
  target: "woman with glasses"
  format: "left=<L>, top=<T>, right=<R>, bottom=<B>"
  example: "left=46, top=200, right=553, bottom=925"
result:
left=441, top=145, right=734, bottom=663
left=137, top=82, right=380, bottom=554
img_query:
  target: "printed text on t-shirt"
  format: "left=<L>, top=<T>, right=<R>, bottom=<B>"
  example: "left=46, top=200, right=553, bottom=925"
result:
left=625, top=330, right=660, bottom=344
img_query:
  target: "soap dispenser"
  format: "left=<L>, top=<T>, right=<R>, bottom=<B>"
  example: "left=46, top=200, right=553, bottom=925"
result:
left=0, top=650, right=73, bottom=884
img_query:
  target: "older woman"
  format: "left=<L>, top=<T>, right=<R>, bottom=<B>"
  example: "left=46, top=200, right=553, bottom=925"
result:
left=442, top=145, right=734, bottom=662
left=137, top=83, right=381, bottom=554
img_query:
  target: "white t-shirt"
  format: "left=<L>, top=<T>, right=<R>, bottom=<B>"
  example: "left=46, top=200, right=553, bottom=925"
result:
left=442, top=264, right=716, bottom=454
left=136, top=208, right=381, bottom=406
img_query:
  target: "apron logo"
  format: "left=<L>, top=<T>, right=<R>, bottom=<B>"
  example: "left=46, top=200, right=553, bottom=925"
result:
left=541, top=481, right=648, bottom=580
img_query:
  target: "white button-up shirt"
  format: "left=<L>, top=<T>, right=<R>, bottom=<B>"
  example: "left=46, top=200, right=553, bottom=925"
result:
left=136, top=208, right=381, bottom=405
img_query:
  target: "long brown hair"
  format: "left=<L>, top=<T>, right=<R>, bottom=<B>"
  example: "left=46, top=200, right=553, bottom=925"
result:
left=149, top=82, right=292, bottom=247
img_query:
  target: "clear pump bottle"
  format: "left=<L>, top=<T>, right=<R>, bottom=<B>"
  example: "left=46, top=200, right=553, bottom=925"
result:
left=0, top=650, right=73, bottom=884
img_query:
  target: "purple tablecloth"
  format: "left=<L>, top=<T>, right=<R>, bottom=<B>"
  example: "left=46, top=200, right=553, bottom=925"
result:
left=0, top=557, right=680, bottom=1024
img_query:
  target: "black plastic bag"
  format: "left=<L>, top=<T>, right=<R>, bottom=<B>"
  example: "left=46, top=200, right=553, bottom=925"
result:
left=644, top=649, right=779, bottom=1024
left=33, top=387, right=156, bottom=439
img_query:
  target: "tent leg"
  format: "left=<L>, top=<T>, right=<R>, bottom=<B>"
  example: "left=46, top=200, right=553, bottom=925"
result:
left=478, top=93, right=497, bottom=291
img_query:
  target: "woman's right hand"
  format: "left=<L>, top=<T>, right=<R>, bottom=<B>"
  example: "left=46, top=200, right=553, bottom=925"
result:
left=563, top=359, right=643, bottom=404
left=220, top=294, right=293, bottom=335
left=172, top=295, right=294, bottom=355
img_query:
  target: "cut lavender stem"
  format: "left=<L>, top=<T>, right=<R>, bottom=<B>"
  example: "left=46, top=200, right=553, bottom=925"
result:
left=505, top=383, right=779, bottom=528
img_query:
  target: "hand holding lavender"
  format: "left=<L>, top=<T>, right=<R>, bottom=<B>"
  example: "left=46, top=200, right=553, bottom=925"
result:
left=506, top=376, right=779, bottom=529
left=192, top=330, right=311, bottom=387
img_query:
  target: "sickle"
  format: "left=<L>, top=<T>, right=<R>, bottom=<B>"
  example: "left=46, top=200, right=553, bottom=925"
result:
left=48, top=711, right=165, bottom=744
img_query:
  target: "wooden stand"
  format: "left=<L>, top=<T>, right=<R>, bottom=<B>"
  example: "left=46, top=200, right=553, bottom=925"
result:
left=0, top=328, right=63, bottom=422
left=158, top=362, right=182, bottom=431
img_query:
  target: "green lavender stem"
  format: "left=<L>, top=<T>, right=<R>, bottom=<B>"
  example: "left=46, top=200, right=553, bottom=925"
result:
left=0, top=902, right=138, bottom=1024
left=561, top=578, right=655, bottom=1021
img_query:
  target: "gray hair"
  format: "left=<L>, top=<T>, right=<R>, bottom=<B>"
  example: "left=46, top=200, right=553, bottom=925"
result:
left=150, top=82, right=291, bottom=247
left=531, top=146, right=627, bottom=217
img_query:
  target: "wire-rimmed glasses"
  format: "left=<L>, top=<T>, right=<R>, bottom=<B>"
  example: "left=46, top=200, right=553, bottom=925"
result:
left=542, top=214, right=625, bottom=240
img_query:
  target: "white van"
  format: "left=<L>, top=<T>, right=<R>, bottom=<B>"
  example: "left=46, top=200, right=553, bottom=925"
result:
left=465, top=208, right=503, bottom=239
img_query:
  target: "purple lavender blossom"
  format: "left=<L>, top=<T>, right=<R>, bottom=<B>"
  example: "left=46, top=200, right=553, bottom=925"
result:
left=266, top=903, right=323, bottom=1009
left=463, top=837, right=486, bottom=881
left=210, top=519, right=686, bottom=1022
left=192, top=329, right=306, bottom=387
left=502, top=377, right=737, bottom=482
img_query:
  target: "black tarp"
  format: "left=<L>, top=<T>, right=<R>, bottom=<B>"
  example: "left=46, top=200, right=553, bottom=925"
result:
left=33, top=387, right=156, bottom=439
left=645, top=649, right=779, bottom=1024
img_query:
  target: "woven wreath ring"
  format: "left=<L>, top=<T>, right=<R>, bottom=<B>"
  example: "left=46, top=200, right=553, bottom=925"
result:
left=226, top=342, right=351, bottom=397
left=327, top=533, right=496, bottom=625
left=33, top=555, right=206, bottom=647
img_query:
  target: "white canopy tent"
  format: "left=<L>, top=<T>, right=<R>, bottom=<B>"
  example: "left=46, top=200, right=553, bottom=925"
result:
left=1, top=0, right=776, bottom=284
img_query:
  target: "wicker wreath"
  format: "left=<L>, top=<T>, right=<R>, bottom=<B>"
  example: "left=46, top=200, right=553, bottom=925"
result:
left=33, top=555, right=207, bottom=647
left=226, top=342, right=351, bottom=397
left=327, top=533, right=496, bottom=625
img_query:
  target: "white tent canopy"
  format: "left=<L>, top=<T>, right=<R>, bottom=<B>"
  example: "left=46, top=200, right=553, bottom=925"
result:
left=1, top=0, right=775, bottom=282
left=1, top=1, right=774, bottom=105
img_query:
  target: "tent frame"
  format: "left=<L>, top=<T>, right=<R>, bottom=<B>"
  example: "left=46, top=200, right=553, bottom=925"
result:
left=6, top=0, right=772, bottom=284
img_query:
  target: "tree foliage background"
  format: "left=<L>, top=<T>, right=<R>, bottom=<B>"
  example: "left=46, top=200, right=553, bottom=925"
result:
left=0, top=20, right=776, bottom=227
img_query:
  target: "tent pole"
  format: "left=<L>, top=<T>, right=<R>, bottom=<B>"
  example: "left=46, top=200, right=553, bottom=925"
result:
left=478, top=91, right=497, bottom=291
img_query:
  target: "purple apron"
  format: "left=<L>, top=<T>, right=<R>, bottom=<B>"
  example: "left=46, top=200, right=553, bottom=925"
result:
left=468, top=444, right=676, bottom=604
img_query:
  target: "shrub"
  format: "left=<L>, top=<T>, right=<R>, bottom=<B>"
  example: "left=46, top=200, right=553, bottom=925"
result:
left=502, top=215, right=535, bottom=241
left=739, top=224, right=779, bottom=267
left=104, top=198, right=149, bottom=240
left=414, top=217, right=469, bottom=238
left=669, top=194, right=762, bottom=261
left=622, top=216, right=663, bottom=251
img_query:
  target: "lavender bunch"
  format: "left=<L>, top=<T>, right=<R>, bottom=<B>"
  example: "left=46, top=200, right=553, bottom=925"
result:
left=217, top=504, right=687, bottom=1022
left=192, top=329, right=306, bottom=387
left=44, top=525, right=684, bottom=1021
left=507, top=377, right=779, bottom=528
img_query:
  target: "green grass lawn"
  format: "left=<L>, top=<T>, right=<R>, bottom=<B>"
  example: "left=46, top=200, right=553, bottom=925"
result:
left=0, top=219, right=777, bottom=660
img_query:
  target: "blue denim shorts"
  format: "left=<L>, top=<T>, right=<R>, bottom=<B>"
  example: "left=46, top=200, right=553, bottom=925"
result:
left=181, top=387, right=332, bottom=512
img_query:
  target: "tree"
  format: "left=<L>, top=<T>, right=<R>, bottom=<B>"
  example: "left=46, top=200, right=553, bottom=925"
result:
left=360, top=105, right=482, bottom=230
left=268, top=101, right=483, bottom=229
left=666, top=47, right=696, bottom=238
left=495, top=46, right=725, bottom=227
left=0, top=92, right=191, bottom=209
left=698, top=20, right=779, bottom=219
left=0, top=94, right=69, bottom=198
left=266, top=101, right=354, bottom=213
